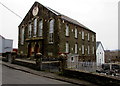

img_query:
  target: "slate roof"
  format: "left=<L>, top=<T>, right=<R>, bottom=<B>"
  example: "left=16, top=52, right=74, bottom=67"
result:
left=46, top=6, right=61, bottom=15
left=45, top=4, right=93, bottom=32
left=19, top=1, right=95, bottom=33
left=96, top=41, right=104, bottom=50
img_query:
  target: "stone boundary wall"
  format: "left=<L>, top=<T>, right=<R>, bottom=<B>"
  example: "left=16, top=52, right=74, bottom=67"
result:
left=63, top=69, right=120, bottom=86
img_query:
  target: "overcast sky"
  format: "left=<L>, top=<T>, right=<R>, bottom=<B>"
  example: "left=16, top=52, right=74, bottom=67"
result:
left=0, top=0, right=119, bottom=50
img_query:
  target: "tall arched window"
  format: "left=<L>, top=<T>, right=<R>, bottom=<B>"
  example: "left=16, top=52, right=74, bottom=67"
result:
left=33, top=18, right=37, bottom=37
left=49, top=19, right=54, bottom=43
left=38, top=19, right=43, bottom=37
left=21, top=27, right=24, bottom=45
left=28, top=23, right=32, bottom=38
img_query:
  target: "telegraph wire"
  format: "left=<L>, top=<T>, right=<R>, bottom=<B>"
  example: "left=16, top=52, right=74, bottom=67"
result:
left=0, top=2, right=22, bottom=19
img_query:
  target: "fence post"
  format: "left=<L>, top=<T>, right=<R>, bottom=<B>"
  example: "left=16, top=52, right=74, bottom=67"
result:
left=35, top=53, right=42, bottom=70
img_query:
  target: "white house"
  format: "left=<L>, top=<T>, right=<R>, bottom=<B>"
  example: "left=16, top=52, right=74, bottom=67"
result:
left=96, top=41, right=105, bottom=66
left=0, top=35, right=13, bottom=56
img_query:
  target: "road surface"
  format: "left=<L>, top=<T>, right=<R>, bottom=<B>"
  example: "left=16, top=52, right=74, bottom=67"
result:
left=2, top=65, right=76, bottom=85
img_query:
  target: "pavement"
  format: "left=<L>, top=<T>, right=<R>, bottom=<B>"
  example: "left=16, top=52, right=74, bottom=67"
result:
left=1, top=61, right=98, bottom=86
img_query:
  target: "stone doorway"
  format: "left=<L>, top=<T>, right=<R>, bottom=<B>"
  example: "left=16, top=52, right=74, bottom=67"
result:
left=34, top=43, right=40, bottom=55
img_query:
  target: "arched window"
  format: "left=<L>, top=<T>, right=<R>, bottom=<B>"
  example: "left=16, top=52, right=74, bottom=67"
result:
left=93, top=46, right=94, bottom=54
left=21, top=27, right=24, bottom=45
left=38, top=19, right=43, bottom=37
left=28, top=24, right=32, bottom=38
left=82, top=45, right=84, bottom=54
left=66, top=42, right=69, bottom=53
left=49, top=19, right=54, bottom=43
left=75, top=43, right=78, bottom=54
left=75, top=27, right=78, bottom=38
left=33, top=18, right=37, bottom=37
left=82, top=31, right=84, bottom=39
left=88, top=33, right=90, bottom=41
left=92, top=35, right=94, bottom=42
left=88, top=46, right=90, bottom=54
left=65, top=24, right=69, bottom=36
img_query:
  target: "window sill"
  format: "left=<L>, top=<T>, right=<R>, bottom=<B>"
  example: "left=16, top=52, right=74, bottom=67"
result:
left=75, top=37, right=78, bottom=39
left=49, top=42, right=54, bottom=44
left=65, top=35, right=70, bottom=37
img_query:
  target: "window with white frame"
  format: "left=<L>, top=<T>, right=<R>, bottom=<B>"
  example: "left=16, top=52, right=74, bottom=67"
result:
left=75, top=28, right=78, bottom=38
left=33, top=18, right=37, bottom=37
left=75, top=43, right=78, bottom=54
left=66, top=42, right=69, bottom=53
left=65, top=24, right=69, bottom=36
left=28, top=24, right=32, bottom=38
left=82, top=31, right=84, bottom=39
left=38, top=19, right=43, bottom=37
left=88, top=46, right=90, bottom=54
left=82, top=45, right=84, bottom=54
left=92, top=35, right=94, bottom=42
left=88, top=33, right=90, bottom=41
left=21, top=27, right=24, bottom=45
left=92, top=46, right=94, bottom=54
left=49, top=19, right=54, bottom=43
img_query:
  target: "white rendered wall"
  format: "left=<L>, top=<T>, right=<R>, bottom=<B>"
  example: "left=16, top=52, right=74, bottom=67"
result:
left=4, top=39, right=13, bottom=53
left=96, top=44, right=105, bottom=66
left=0, top=37, right=13, bottom=54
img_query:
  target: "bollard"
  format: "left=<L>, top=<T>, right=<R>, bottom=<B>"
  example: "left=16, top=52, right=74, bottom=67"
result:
left=6, top=52, right=11, bottom=62
left=7, top=52, right=17, bottom=63
left=35, top=53, right=42, bottom=70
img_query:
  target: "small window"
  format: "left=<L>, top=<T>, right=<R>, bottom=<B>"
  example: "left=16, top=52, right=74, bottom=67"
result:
left=75, top=43, right=78, bottom=54
left=82, top=45, right=84, bottom=54
left=92, top=35, right=94, bottom=42
left=75, top=28, right=78, bottom=38
left=82, top=31, right=84, bottom=39
left=88, top=33, right=90, bottom=41
left=88, top=46, right=90, bottom=54
left=65, top=24, right=69, bottom=36
left=66, top=42, right=69, bottom=53
left=93, top=46, right=94, bottom=54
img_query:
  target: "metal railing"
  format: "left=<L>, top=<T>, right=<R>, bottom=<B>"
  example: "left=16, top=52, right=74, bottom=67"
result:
left=67, top=61, right=100, bottom=72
